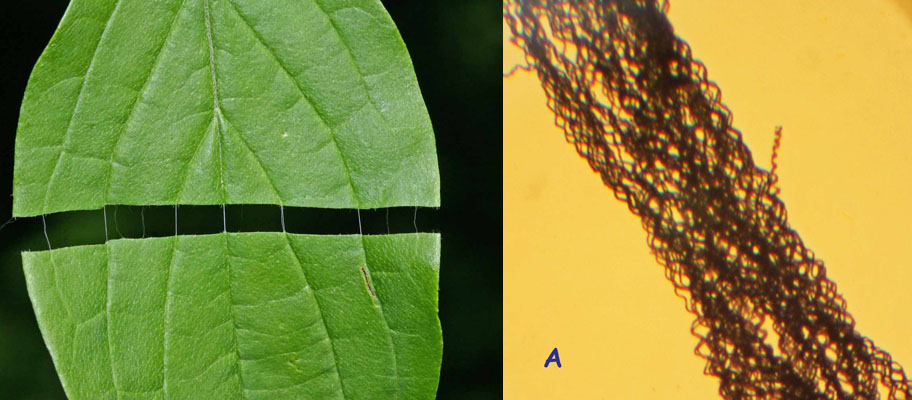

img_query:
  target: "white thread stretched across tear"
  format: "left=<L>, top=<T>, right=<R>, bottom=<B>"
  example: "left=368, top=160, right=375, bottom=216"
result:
left=0, top=217, right=16, bottom=233
left=357, top=209, right=363, bottom=235
left=103, top=205, right=108, bottom=242
left=42, top=214, right=51, bottom=250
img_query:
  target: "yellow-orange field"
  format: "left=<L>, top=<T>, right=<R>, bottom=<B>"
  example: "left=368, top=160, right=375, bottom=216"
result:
left=503, top=1, right=912, bottom=398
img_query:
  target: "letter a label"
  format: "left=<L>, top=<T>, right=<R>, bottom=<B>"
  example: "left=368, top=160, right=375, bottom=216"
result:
left=544, top=347, right=561, bottom=368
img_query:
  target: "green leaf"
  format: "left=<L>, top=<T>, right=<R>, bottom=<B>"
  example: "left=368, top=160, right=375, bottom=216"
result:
left=13, top=0, right=439, bottom=217
left=23, top=233, right=442, bottom=399
left=16, top=1, right=443, bottom=397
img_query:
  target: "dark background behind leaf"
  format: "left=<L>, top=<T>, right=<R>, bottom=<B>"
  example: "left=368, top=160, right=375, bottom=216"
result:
left=0, top=1, right=500, bottom=398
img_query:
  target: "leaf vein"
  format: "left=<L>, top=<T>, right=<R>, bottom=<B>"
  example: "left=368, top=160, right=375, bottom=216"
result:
left=204, top=0, right=228, bottom=204
left=104, top=246, right=122, bottom=399
left=175, top=116, right=217, bottom=202
left=103, top=0, right=188, bottom=203
left=314, top=3, right=393, bottom=127
left=356, top=238, right=401, bottom=398
left=220, top=115, right=283, bottom=205
left=162, top=237, right=178, bottom=396
left=221, top=234, right=248, bottom=398
left=225, top=1, right=360, bottom=207
left=282, top=233, right=349, bottom=399
left=43, top=0, right=122, bottom=213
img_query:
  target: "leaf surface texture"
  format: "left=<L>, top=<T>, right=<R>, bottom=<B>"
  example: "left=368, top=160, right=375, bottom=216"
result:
left=13, top=0, right=439, bottom=217
left=23, top=233, right=442, bottom=399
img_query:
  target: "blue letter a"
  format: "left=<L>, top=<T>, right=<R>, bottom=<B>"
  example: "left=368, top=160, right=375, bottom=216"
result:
left=544, top=347, right=561, bottom=368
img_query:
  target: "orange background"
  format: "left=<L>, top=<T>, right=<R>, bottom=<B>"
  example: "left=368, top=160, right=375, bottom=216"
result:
left=503, top=1, right=912, bottom=398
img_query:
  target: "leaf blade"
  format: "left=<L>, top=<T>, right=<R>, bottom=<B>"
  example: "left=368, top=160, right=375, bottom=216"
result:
left=13, top=0, right=439, bottom=217
left=23, top=233, right=442, bottom=400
